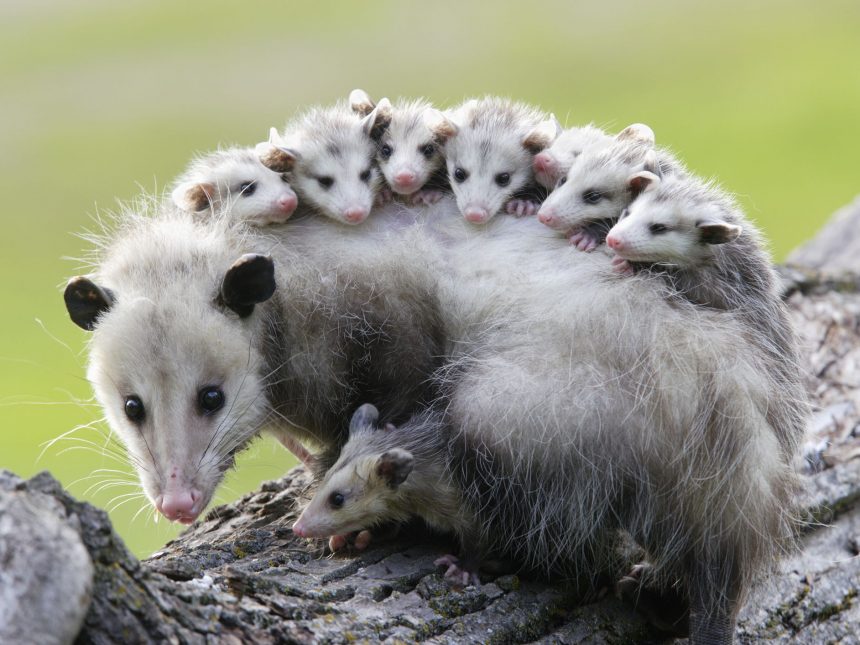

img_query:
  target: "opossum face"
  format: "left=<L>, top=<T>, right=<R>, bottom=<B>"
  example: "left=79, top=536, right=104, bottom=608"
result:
left=537, top=147, right=659, bottom=235
left=172, top=155, right=298, bottom=226
left=293, top=448, right=413, bottom=538
left=66, top=253, right=275, bottom=524
left=376, top=107, right=456, bottom=195
left=607, top=191, right=742, bottom=265
left=533, top=126, right=612, bottom=190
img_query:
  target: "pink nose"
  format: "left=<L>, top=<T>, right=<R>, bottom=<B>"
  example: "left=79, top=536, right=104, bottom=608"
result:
left=156, top=489, right=202, bottom=524
left=606, top=234, right=623, bottom=251
left=464, top=206, right=490, bottom=224
left=393, top=171, right=417, bottom=188
left=278, top=192, right=298, bottom=215
left=533, top=152, right=556, bottom=173
left=292, top=521, right=306, bottom=537
left=538, top=208, right=558, bottom=227
left=343, top=207, right=369, bottom=224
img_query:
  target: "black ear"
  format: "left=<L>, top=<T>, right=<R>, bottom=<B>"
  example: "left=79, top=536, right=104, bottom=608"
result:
left=64, top=277, right=114, bottom=331
left=349, top=403, right=380, bottom=435
left=376, top=448, right=414, bottom=488
left=221, top=254, right=276, bottom=318
left=698, top=221, right=742, bottom=245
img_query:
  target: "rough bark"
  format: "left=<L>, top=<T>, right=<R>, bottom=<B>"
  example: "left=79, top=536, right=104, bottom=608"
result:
left=4, top=197, right=860, bottom=644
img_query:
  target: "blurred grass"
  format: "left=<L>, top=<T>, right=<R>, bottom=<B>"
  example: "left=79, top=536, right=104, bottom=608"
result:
left=1, top=0, right=858, bottom=557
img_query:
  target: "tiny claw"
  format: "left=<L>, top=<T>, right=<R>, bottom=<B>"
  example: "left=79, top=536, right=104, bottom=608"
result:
left=329, top=534, right=348, bottom=551
left=569, top=232, right=584, bottom=246
left=353, top=530, right=372, bottom=551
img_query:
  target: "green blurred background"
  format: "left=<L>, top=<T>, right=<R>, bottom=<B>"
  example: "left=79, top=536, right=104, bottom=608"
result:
left=1, top=0, right=858, bottom=557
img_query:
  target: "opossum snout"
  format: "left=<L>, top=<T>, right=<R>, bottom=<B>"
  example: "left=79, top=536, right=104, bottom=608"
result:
left=156, top=488, right=203, bottom=524
left=292, top=519, right=308, bottom=537
left=533, top=151, right=557, bottom=174
left=606, top=234, right=624, bottom=251
left=537, top=206, right=559, bottom=228
left=463, top=206, right=490, bottom=224
left=343, top=206, right=369, bottom=224
left=392, top=170, right=418, bottom=191
left=277, top=192, right=298, bottom=215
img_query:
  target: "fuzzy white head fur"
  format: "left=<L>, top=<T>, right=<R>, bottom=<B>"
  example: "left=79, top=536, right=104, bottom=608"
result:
left=532, top=124, right=612, bottom=190
left=171, top=148, right=297, bottom=226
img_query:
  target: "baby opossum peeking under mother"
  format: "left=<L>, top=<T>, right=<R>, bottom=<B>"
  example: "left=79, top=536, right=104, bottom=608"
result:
left=171, top=147, right=298, bottom=225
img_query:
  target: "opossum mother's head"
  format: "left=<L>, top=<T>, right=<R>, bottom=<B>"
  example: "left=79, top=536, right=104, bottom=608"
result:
left=64, top=237, right=276, bottom=524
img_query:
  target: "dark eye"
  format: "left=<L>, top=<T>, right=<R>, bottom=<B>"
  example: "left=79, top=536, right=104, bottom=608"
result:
left=281, top=174, right=290, bottom=183
left=420, top=143, right=435, bottom=159
left=557, top=176, right=568, bottom=187
left=495, top=172, right=511, bottom=187
left=124, top=395, right=145, bottom=423
left=649, top=223, right=669, bottom=234
left=328, top=492, right=345, bottom=509
left=238, top=181, right=257, bottom=197
left=359, top=168, right=372, bottom=183
left=317, top=176, right=334, bottom=189
left=198, top=386, right=225, bottom=414
left=582, top=190, right=603, bottom=204
left=453, top=167, right=468, bottom=183
left=380, top=144, right=393, bottom=159
left=619, top=208, right=630, bottom=220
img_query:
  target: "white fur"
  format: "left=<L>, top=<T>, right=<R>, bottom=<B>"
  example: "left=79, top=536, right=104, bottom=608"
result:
left=533, top=124, right=613, bottom=190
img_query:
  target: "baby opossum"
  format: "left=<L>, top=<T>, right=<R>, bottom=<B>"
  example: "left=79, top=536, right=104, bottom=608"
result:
left=532, top=124, right=612, bottom=191
left=537, top=124, right=684, bottom=250
left=171, top=147, right=298, bottom=225
left=257, top=101, right=385, bottom=225
left=348, top=89, right=457, bottom=206
left=605, top=173, right=808, bottom=457
left=444, top=97, right=559, bottom=223
left=293, top=403, right=481, bottom=586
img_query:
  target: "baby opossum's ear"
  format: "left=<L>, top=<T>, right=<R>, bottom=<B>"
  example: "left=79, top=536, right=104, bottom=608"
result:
left=64, top=277, right=115, bottom=331
left=627, top=170, right=661, bottom=197
left=424, top=109, right=458, bottom=143
left=522, top=117, right=561, bottom=154
left=220, top=254, right=276, bottom=318
left=616, top=123, right=656, bottom=146
left=349, top=88, right=376, bottom=117
left=349, top=403, right=380, bottom=435
left=375, top=449, right=414, bottom=488
left=256, top=128, right=300, bottom=173
left=172, top=181, right=216, bottom=212
left=360, top=98, right=393, bottom=141
left=697, top=220, right=742, bottom=245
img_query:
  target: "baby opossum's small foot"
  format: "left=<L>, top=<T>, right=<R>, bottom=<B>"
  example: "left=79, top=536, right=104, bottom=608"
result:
left=375, top=188, right=393, bottom=207
left=410, top=189, right=446, bottom=206
left=328, top=529, right=373, bottom=552
left=569, top=229, right=600, bottom=251
left=434, top=554, right=480, bottom=588
left=505, top=199, right=539, bottom=217
left=611, top=256, right=635, bottom=276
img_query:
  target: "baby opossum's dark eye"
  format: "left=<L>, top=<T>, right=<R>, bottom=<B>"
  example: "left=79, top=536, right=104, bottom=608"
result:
left=453, top=167, right=468, bottom=183
left=380, top=144, right=393, bottom=159
left=328, top=492, right=345, bottom=509
left=495, top=172, right=511, bottom=187
left=280, top=174, right=290, bottom=183
left=557, top=176, right=568, bottom=187
left=420, top=143, right=435, bottom=159
left=198, top=386, right=225, bottom=414
left=238, top=181, right=257, bottom=197
left=649, top=223, right=669, bottom=235
left=317, top=176, right=334, bottom=189
left=359, top=168, right=372, bottom=183
left=582, top=190, right=603, bottom=204
left=124, top=395, right=145, bottom=423
left=619, top=208, right=629, bottom=220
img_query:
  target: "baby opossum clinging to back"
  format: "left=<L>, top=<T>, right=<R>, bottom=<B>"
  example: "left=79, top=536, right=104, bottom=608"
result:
left=257, top=100, right=385, bottom=225
left=171, top=147, right=298, bottom=225
left=348, top=89, right=457, bottom=206
left=532, top=124, right=612, bottom=191
left=537, top=123, right=684, bottom=250
left=444, top=97, right=560, bottom=223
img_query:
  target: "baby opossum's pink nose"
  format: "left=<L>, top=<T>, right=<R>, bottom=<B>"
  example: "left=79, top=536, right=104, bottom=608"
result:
left=278, top=193, right=298, bottom=215
left=533, top=152, right=556, bottom=173
left=393, top=170, right=417, bottom=189
left=464, top=206, right=490, bottom=224
left=606, top=234, right=624, bottom=251
left=156, top=489, right=202, bottom=524
left=343, top=207, right=369, bottom=224
left=292, top=521, right=306, bottom=538
left=538, top=207, right=558, bottom=227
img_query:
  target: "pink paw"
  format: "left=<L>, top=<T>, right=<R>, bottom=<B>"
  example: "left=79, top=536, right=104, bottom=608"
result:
left=375, top=188, right=394, bottom=207
left=611, top=256, right=635, bottom=276
left=328, top=529, right=372, bottom=552
left=411, top=189, right=446, bottom=206
left=505, top=199, right=539, bottom=217
left=434, top=554, right=480, bottom=588
left=568, top=230, right=599, bottom=252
